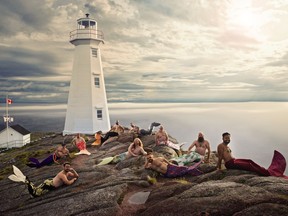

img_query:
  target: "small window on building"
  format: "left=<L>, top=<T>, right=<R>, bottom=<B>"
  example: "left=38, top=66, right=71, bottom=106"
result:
left=92, top=48, right=98, bottom=58
left=97, top=109, right=102, bottom=119
left=94, top=76, right=100, bottom=88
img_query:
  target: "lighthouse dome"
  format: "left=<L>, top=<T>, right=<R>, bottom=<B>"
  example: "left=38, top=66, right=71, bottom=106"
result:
left=70, top=13, right=104, bottom=42
left=77, top=13, right=97, bottom=30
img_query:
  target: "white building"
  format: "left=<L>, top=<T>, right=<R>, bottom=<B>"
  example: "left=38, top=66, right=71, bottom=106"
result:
left=63, top=14, right=110, bottom=135
left=0, top=124, right=31, bottom=149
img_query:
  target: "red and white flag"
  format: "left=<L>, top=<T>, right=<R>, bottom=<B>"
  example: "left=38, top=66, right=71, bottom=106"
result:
left=7, top=98, right=12, bottom=105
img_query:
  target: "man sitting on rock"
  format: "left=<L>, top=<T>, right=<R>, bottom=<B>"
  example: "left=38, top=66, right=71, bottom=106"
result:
left=144, top=152, right=203, bottom=178
left=217, top=132, right=288, bottom=179
left=92, top=131, right=105, bottom=146
left=187, top=132, right=211, bottom=163
left=155, top=125, right=169, bottom=145
left=101, top=120, right=125, bottom=145
left=72, top=133, right=91, bottom=155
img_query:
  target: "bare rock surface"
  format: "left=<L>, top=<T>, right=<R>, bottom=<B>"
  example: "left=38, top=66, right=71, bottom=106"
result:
left=0, top=132, right=287, bottom=216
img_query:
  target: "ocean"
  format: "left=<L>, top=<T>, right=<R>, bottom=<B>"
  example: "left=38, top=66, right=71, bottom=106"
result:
left=2, top=102, right=288, bottom=174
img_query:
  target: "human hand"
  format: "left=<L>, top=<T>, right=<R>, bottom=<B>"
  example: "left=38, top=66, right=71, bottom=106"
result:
left=69, top=168, right=76, bottom=173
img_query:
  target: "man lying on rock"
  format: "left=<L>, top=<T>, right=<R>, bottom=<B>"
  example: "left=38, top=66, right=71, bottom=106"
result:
left=9, top=162, right=79, bottom=197
left=130, top=122, right=161, bottom=137
left=144, top=151, right=203, bottom=178
left=97, top=138, right=147, bottom=165
left=26, top=142, right=70, bottom=168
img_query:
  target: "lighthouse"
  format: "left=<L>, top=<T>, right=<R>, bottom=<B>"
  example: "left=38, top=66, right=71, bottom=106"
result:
left=63, top=14, right=110, bottom=135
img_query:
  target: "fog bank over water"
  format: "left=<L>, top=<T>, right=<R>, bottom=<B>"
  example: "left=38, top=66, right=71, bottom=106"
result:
left=2, top=102, right=288, bottom=174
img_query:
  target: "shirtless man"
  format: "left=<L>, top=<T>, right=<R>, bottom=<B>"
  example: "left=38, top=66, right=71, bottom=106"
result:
left=55, top=143, right=70, bottom=159
left=126, top=138, right=147, bottom=158
left=26, top=162, right=79, bottom=197
left=187, top=132, right=211, bottom=163
left=72, top=133, right=91, bottom=155
left=27, top=143, right=70, bottom=168
left=108, top=138, right=147, bottom=164
left=102, top=120, right=124, bottom=144
left=111, top=120, right=125, bottom=134
left=217, top=132, right=287, bottom=177
left=155, top=125, right=169, bottom=145
left=144, top=153, right=202, bottom=178
left=129, top=123, right=140, bottom=139
left=130, top=123, right=140, bottom=134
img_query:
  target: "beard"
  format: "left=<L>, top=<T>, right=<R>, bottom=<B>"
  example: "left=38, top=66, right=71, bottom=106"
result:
left=224, top=140, right=230, bottom=144
left=198, top=137, right=204, bottom=142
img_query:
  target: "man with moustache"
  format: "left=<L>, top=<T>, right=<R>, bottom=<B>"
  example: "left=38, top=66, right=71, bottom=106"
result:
left=187, top=132, right=211, bottom=163
left=217, top=132, right=288, bottom=178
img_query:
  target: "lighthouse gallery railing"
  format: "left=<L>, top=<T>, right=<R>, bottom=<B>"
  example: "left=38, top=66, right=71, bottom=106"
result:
left=70, top=29, right=104, bottom=41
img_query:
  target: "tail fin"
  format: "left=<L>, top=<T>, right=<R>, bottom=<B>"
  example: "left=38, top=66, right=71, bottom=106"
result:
left=8, top=174, right=25, bottom=182
left=8, top=165, right=26, bottom=183
left=97, top=157, right=114, bottom=165
left=268, top=150, right=287, bottom=177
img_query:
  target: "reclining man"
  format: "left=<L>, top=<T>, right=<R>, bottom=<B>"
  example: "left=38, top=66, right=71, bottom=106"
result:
left=144, top=152, right=202, bottom=178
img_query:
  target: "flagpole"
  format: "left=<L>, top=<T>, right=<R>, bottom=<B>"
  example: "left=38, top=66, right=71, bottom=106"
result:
left=6, top=94, right=9, bottom=149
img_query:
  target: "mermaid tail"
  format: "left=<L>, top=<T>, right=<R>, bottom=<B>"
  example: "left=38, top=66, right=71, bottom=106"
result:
left=75, top=149, right=91, bottom=155
left=140, top=122, right=161, bottom=135
left=267, top=150, right=286, bottom=177
left=151, top=122, right=161, bottom=127
left=187, top=161, right=202, bottom=171
left=29, top=158, right=40, bottom=164
left=8, top=165, right=27, bottom=183
left=97, top=157, right=114, bottom=165
left=26, top=163, right=37, bottom=168
left=187, top=161, right=203, bottom=176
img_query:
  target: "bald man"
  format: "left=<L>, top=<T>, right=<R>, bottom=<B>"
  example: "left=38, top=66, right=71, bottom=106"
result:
left=187, top=132, right=211, bottom=163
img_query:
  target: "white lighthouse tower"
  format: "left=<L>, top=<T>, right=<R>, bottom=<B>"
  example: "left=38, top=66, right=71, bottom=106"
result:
left=63, top=14, right=110, bottom=135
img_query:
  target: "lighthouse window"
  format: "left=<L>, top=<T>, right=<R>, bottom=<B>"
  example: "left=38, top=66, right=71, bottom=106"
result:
left=94, top=77, right=100, bottom=88
left=90, top=21, right=96, bottom=28
left=97, top=109, right=103, bottom=119
left=82, top=20, right=89, bottom=28
left=92, top=48, right=98, bottom=57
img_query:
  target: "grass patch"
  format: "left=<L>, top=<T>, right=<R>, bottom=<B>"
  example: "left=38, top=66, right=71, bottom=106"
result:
left=0, top=148, right=55, bottom=181
left=147, top=175, right=157, bottom=185
left=0, top=166, right=12, bottom=179
left=30, top=132, right=55, bottom=142
left=174, top=178, right=191, bottom=185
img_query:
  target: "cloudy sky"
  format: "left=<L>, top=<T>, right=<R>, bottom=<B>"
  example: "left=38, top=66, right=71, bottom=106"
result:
left=0, top=0, right=288, bottom=103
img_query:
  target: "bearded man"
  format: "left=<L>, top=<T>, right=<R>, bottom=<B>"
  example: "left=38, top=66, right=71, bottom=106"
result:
left=187, top=132, right=211, bottom=163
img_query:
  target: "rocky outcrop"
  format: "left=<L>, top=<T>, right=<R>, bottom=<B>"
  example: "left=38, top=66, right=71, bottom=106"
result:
left=0, top=132, right=287, bottom=216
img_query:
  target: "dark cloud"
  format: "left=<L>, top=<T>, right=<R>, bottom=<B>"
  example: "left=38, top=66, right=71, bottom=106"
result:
left=0, top=0, right=54, bottom=36
left=0, top=79, right=69, bottom=103
left=0, top=46, right=60, bottom=78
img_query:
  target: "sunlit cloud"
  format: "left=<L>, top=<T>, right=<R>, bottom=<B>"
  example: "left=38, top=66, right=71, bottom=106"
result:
left=0, top=0, right=288, bottom=103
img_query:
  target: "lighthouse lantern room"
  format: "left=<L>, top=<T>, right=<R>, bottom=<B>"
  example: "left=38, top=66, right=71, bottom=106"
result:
left=63, top=14, right=110, bottom=135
